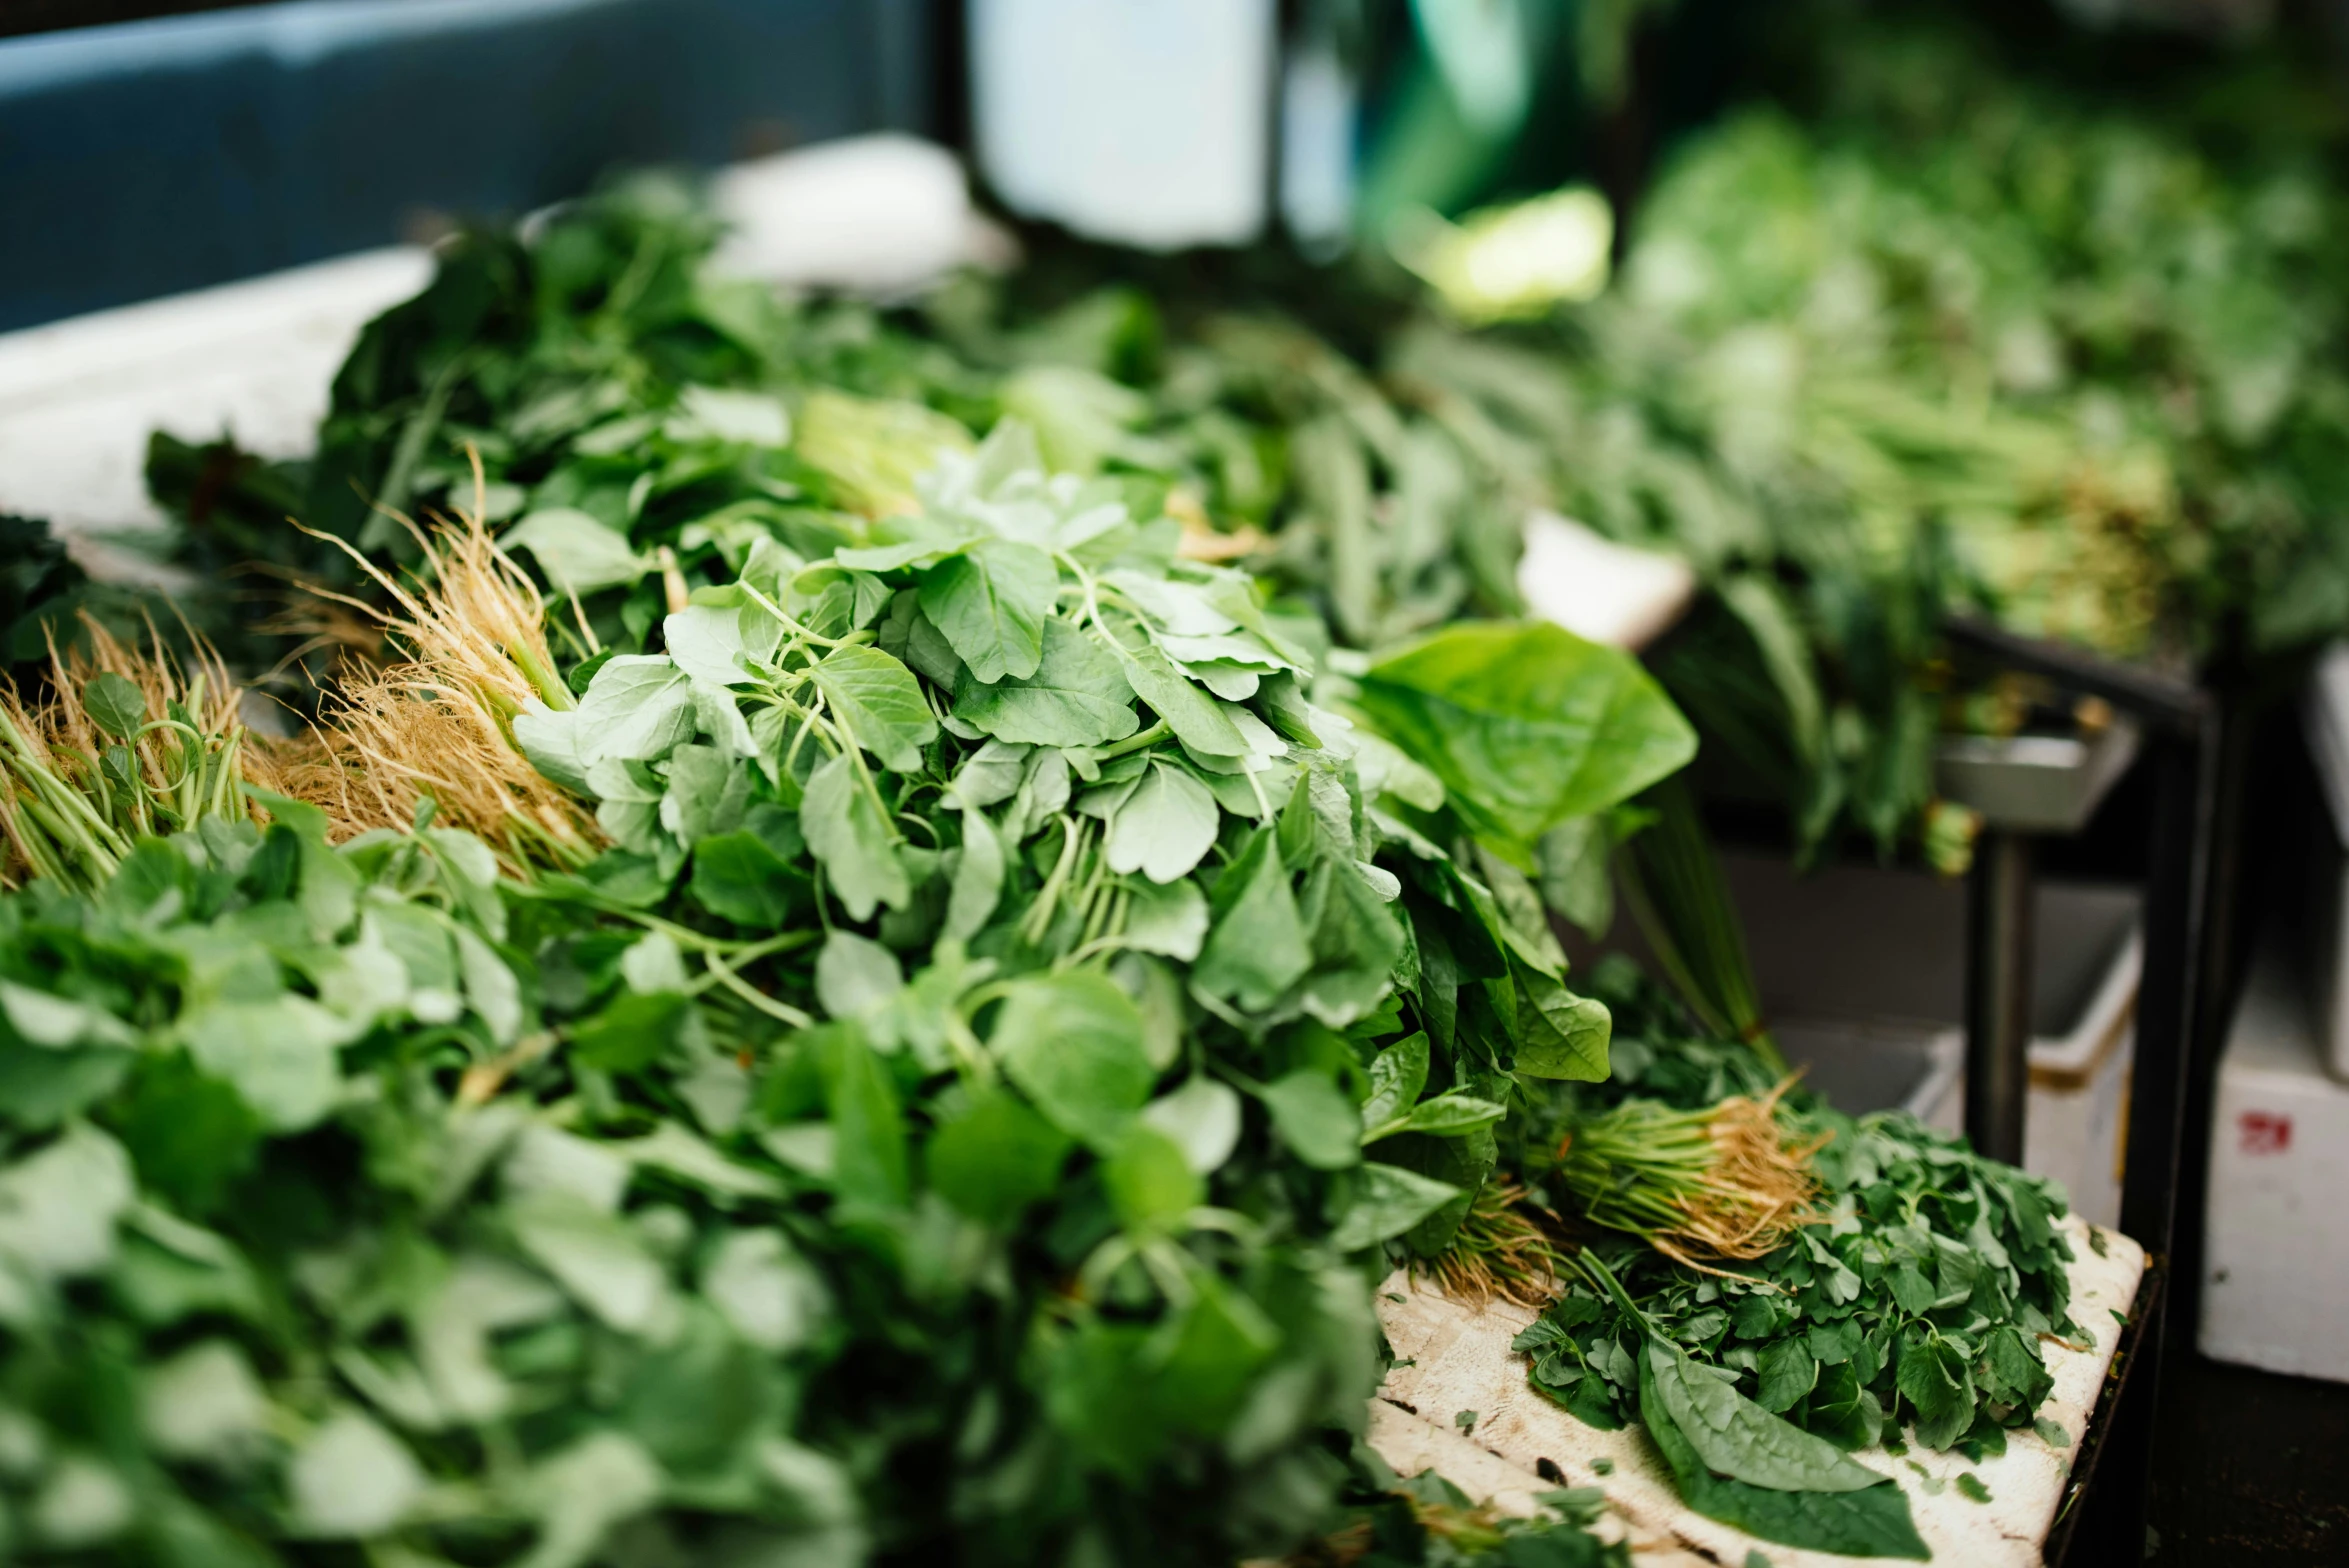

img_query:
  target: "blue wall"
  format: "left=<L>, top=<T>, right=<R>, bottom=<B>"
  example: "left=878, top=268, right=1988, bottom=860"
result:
left=0, top=0, right=931, bottom=330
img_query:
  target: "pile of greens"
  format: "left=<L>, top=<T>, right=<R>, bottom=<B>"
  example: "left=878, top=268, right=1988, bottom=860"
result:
left=1506, top=964, right=2084, bottom=1543
left=1528, top=20, right=2349, bottom=855
left=129, top=17, right=2349, bottom=870
left=1, top=414, right=1701, bottom=1563
left=68, top=122, right=2155, bottom=1561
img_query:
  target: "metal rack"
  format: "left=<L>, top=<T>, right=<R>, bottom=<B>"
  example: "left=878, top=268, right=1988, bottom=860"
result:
left=1940, top=616, right=2228, bottom=1564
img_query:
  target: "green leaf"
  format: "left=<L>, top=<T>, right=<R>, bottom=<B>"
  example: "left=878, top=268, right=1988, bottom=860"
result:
left=928, top=1089, right=1072, bottom=1225
left=1151, top=1275, right=1280, bottom=1437
left=1647, top=1338, right=1883, bottom=1492
left=503, top=507, right=650, bottom=595
left=663, top=599, right=783, bottom=687
left=943, top=806, right=1006, bottom=942
left=690, top=809, right=810, bottom=927
left=1983, top=1325, right=2054, bottom=1414
left=1328, top=1161, right=1462, bottom=1252
left=1514, top=971, right=1611, bottom=1081
left=700, top=1229, right=826, bottom=1352
left=815, top=930, right=903, bottom=1022
left=569, top=991, right=690, bottom=1074
left=1897, top=1329, right=1977, bottom=1450
left=669, top=384, right=790, bottom=445
left=1807, top=1360, right=1879, bottom=1452
left=1116, top=633, right=1250, bottom=757
left=508, top=1195, right=674, bottom=1332
left=574, top=656, right=698, bottom=764
left=989, top=972, right=1156, bottom=1150
left=1294, top=413, right=1376, bottom=645
left=1140, top=1077, right=1242, bottom=1174
left=1361, top=1033, right=1430, bottom=1133
left=1102, top=1123, right=1204, bottom=1229
left=800, top=753, right=909, bottom=921
left=1757, top=1339, right=1819, bottom=1414
left=83, top=672, right=147, bottom=741
left=178, top=995, right=345, bottom=1132
left=0, top=1123, right=134, bottom=1280
left=1353, top=620, right=1696, bottom=855
left=1104, top=759, right=1220, bottom=884
left=1259, top=1069, right=1362, bottom=1170
left=0, top=981, right=137, bottom=1049
left=1373, top=1093, right=1507, bottom=1142
left=920, top=538, right=1058, bottom=683
left=954, top=619, right=1139, bottom=748
left=0, top=1040, right=133, bottom=1130
left=808, top=643, right=936, bottom=772
left=1120, top=876, right=1209, bottom=960
left=819, top=1023, right=910, bottom=1209
left=288, top=1409, right=425, bottom=1538
left=1194, top=832, right=1310, bottom=1009
left=1639, top=1349, right=1928, bottom=1560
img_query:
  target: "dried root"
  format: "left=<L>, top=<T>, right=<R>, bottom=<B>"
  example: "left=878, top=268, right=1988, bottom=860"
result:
left=0, top=613, right=276, bottom=889
left=260, top=452, right=600, bottom=874
left=1552, top=1080, right=1825, bottom=1273
left=1412, top=1180, right=1571, bottom=1310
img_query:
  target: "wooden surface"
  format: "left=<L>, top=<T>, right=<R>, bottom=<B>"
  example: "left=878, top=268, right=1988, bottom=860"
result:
left=1370, top=1215, right=2147, bottom=1567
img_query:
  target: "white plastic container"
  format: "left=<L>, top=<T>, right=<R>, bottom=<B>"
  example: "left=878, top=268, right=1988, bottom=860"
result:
left=968, top=0, right=1276, bottom=249
left=2200, top=941, right=2349, bottom=1382
left=2295, top=641, right=2349, bottom=1081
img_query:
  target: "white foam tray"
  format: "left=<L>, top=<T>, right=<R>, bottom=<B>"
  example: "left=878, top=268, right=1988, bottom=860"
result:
left=1369, top=1214, right=2145, bottom=1567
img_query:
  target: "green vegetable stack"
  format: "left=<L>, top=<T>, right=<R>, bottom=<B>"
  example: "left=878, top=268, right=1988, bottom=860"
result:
left=0, top=395, right=1697, bottom=1563
left=0, top=125, right=2148, bottom=1561
left=1503, top=964, right=2087, bottom=1553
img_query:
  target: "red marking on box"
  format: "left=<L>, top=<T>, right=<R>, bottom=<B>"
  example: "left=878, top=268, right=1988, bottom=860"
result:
left=2239, top=1111, right=2293, bottom=1156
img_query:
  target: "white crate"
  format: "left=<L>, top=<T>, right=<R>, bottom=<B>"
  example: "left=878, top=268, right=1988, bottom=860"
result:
left=2199, top=941, right=2349, bottom=1382
left=2297, top=642, right=2349, bottom=1082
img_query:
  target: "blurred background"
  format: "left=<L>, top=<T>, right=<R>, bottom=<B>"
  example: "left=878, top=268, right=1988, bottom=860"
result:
left=10, top=0, right=2349, bottom=1560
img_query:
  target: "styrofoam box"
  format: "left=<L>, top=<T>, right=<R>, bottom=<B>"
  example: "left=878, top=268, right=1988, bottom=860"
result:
left=2200, top=940, right=2349, bottom=1382
left=2297, top=641, right=2349, bottom=1081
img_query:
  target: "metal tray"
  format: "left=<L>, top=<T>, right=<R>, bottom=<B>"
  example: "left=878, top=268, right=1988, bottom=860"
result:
left=1935, top=715, right=2142, bottom=834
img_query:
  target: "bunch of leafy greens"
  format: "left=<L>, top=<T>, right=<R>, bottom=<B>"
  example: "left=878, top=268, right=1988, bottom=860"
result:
left=1507, top=963, right=2083, bottom=1529
left=1519, top=20, right=2349, bottom=858
left=140, top=18, right=2349, bottom=865
left=1565, top=1253, right=1929, bottom=1559
left=2, top=425, right=1699, bottom=1564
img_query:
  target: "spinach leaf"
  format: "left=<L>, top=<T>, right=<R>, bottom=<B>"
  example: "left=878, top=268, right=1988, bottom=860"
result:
left=1353, top=622, right=1696, bottom=859
left=1640, top=1349, right=1930, bottom=1560
left=920, top=538, right=1057, bottom=683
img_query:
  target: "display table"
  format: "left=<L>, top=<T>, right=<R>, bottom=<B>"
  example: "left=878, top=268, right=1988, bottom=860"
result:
left=1370, top=1215, right=2145, bottom=1567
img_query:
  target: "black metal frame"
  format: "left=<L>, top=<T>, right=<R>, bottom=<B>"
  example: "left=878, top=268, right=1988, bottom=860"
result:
left=1943, top=616, right=2221, bottom=1564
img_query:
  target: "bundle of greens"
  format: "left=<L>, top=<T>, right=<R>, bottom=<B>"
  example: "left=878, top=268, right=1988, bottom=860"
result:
left=1, top=621, right=269, bottom=896
left=1556, top=1253, right=1930, bottom=1560
left=1, top=425, right=1699, bottom=1564
left=1507, top=968, right=2084, bottom=1500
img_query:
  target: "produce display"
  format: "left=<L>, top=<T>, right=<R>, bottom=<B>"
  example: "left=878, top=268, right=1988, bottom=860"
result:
left=1506, top=966, right=2087, bottom=1555
left=1, top=246, right=1704, bottom=1556
left=112, top=24, right=2349, bottom=882
left=1, top=21, right=2234, bottom=1552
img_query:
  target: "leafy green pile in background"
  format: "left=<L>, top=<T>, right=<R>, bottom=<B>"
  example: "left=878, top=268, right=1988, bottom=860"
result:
left=1525, top=18, right=2349, bottom=856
